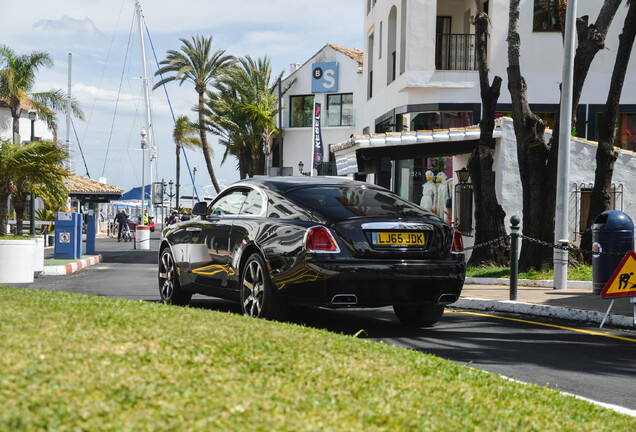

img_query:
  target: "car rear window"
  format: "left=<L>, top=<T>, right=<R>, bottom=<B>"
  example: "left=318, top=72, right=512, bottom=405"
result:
left=286, top=186, right=430, bottom=218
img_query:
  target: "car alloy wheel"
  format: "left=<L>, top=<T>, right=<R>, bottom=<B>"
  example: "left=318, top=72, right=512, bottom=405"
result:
left=241, top=255, right=266, bottom=317
left=240, top=253, right=287, bottom=320
left=158, top=248, right=191, bottom=306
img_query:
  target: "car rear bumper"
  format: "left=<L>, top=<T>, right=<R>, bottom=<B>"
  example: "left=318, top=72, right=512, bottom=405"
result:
left=273, top=258, right=466, bottom=307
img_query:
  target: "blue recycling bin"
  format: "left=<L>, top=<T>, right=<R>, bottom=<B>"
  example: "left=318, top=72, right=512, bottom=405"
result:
left=592, top=210, right=635, bottom=294
left=54, top=211, right=82, bottom=259
left=86, top=212, right=96, bottom=255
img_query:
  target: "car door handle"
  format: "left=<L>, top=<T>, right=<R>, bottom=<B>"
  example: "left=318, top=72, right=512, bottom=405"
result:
left=186, top=227, right=202, bottom=232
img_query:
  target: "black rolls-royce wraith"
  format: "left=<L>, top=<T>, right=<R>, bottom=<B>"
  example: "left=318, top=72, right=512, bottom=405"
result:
left=159, top=176, right=465, bottom=326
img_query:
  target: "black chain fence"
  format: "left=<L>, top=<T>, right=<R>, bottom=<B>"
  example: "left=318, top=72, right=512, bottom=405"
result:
left=466, top=232, right=626, bottom=257
left=461, top=220, right=632, bottom=301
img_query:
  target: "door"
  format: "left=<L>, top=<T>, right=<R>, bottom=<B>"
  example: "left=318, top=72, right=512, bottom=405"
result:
left=190, top=188, right=248, bottom=295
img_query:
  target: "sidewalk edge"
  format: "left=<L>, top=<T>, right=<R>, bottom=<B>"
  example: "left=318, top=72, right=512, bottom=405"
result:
left=465, top=277, right=593, bottom=290
left=451, top=297, right=633, bottom=329
left=41, top=255, right=102, bottom=276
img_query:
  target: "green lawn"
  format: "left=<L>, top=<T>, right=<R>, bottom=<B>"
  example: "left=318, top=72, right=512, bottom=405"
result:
left=467, top=265, right=593, bottom=281
left=1, top=287, right=632, bottom=431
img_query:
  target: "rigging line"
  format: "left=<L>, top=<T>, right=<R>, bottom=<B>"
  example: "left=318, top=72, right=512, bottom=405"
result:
left=101, top=11, right=135, bottom=178
left=145, top=22, right=200, bottom=201
left=71, top=117, right=91, bottom=178
left=80, top=0, right=127, bottom=146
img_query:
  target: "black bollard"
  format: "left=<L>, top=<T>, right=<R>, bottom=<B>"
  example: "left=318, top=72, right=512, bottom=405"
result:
left=510, top=216, right=520, bottom=301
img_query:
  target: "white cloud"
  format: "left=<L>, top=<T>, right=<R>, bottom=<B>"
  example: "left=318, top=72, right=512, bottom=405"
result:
left=33, top=15, right=104, bottom=38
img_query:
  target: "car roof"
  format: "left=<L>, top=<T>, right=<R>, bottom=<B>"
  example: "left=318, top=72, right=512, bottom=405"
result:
left=230, top=176, right=379, bottom=195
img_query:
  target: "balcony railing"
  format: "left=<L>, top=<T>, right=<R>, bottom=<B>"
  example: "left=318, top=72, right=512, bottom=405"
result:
left=435, top=33, right=477, bottom=71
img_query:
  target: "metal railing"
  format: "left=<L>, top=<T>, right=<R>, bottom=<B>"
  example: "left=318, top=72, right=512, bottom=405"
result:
left=464, top=216, right=627, bottom=301
left=435, top=33, right=477, bottom=71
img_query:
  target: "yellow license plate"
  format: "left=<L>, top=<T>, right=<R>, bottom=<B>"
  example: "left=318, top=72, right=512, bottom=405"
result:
left=373, top=232, right=426, bottom=246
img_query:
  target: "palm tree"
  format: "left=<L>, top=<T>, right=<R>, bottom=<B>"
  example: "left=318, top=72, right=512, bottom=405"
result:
left=153, top=35, right=234, bottom=193
left=206, top=56, right=285, bottom=178
left=0, top=45, right=84, bottom=141
left=0, top=139, right=69, bottom=236
left=172, top=115, right=202, bottom=209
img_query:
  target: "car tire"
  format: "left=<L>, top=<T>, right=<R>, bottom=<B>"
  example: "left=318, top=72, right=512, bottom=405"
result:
left=240, top=253, right=287, bottom=321
left=159, top=248, right=191, bottom=306
left=393, top=303, right=445, bottom=327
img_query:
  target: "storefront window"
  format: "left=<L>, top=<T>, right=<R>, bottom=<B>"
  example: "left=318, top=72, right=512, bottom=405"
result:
left=617, top=113, right=636, bottom=151
left=594, top=112, right=636, bottom=151
left=398, top=111, right=473, bottom=132
left=394, top=157, right=454, bottom=224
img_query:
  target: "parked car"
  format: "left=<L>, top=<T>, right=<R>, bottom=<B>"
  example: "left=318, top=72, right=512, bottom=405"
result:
left=130, top=216, right=155, bottom=232
left=158, top=177, right=465, bottom=326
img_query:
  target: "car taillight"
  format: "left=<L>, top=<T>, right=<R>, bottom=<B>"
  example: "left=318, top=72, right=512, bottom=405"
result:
left=451, top=229, right=464, bottom=253
left=305, top=226, right=340, bottom=253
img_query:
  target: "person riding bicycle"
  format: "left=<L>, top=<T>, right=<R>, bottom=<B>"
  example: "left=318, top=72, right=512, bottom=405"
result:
left=114, top=209, right=129, bottom=242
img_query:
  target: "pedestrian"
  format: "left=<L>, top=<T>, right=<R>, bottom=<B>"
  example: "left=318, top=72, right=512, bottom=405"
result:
left=143, top=209, right=149, bottom=225
left=114, top=209, right=128, bottom=242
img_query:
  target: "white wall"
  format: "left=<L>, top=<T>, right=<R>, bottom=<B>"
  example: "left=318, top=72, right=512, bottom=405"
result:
left=0, top=109, right=55, bottom=143
left=492, top=117, right=636, bottom=244
left=280, top=45, right=363, bottom=175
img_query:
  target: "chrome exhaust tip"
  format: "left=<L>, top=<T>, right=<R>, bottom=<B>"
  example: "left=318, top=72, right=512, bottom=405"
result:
left=438, top=294, right=457, bottom=304
left=331, top=294, right=358, bottom=305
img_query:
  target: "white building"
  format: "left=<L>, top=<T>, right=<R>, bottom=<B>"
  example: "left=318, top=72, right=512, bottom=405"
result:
left=274, top=43, right=364, bottom=176
left=0, top=99, right=55, bottom=144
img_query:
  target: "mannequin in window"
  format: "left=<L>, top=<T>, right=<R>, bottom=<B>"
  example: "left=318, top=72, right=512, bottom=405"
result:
left=435, top=171, right=452, bottom=222
left=420, top=170, right=435, bottom=211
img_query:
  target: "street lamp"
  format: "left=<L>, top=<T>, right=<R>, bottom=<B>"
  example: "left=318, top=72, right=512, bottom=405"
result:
left=140, top=128, right=147, bottom=225
left=165, top=180, right=175, bottom=211
left=191, top=167, right=197, bottom=208
left=28, top=111, right=37, bottom=235
left=298, top=161, right=310, bottom=176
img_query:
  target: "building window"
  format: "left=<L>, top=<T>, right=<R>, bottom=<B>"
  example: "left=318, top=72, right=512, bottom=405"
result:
left=327, top=93, right=354, bottom=127
left=533, top=0, right=561, bottom=32
left=368, top=33, right=374, bottom=99
left=400, top=0, right=407, bottom=74
left=387, top=6, right=397, bottom=84
left=379, top=21, right=383, bottom=58
left=575, top=183, right=623, bottom=235
left=290, top=95, right=314, bottom=128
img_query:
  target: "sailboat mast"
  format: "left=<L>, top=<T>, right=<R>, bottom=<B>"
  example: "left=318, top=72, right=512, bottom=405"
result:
left=136, top=0, right=152, bottom=221
left=65, top=53, right=72, bottom=172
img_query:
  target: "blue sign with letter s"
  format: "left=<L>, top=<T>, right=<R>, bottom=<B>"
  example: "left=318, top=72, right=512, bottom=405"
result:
left=311, top=62, right=338, bottom=93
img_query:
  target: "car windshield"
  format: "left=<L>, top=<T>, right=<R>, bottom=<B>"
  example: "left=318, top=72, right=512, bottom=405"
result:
left=286, top=186, right=430, bottom=219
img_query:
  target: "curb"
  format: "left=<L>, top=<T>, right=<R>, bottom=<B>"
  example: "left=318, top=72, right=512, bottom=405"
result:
left=465, top=277, right=593, bottom=290
left=451, top=297, right=634, bottom=329
left=41, top=255, right=102, bottom=276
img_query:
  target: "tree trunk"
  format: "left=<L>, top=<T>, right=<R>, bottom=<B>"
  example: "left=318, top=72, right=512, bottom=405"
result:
left=507, top=0, right=554, bottom=271
left=176, top=143, right=181, bottom=210
left=467, top=6, right=508, bottom=267
left=13, top=192, right=27, bottom=236
left=0, top=189, right=10, bottom=236
left=11, top=98, right=21, bottom=144
left=581, top=1, right=636, bottom=259
left=198, top=92, right=221, bottom=193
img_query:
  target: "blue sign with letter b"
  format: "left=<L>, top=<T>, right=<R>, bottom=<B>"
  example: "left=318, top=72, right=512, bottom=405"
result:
left=312, top=62, right=338, bottom=93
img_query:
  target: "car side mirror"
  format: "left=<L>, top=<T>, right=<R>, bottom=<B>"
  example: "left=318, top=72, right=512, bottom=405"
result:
left=192, top=201, right=207, bottom=216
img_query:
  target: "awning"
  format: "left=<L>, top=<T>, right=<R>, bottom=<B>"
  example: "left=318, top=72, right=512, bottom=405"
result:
left=330, top=124, right=502, bottom=175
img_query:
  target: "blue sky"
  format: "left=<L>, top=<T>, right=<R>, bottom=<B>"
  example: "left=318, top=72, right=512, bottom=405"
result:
left=0, top=0, right=363, bottom=195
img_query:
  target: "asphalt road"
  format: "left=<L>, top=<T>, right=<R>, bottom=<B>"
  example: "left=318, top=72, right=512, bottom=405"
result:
left=30, top=233, right=636, bottom=413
